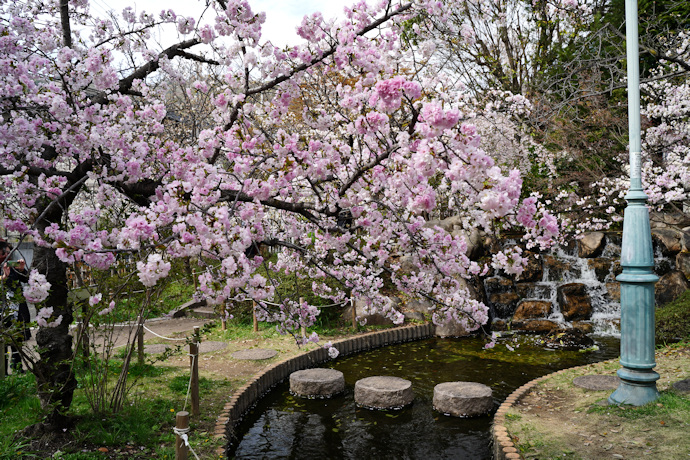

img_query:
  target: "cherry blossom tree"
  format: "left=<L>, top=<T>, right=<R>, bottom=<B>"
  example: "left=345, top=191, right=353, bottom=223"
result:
left=0, top=0, right=559, bottom=428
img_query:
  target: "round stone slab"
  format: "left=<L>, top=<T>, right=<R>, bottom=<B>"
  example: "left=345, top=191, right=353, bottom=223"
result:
left=672, top=378, right=690, bottom=393
left=355, top=376, right=414, bottom=409
left=433, top=381, right=493, bottom=417
left=290, top=368, right=345, bottom=398
left=573, top=375, right=620, bottom=391
left=232, top=348, right=278, bottom=360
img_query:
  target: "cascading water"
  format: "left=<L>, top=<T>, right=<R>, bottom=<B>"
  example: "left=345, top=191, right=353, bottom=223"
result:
left=484, top=236, right=630, bottom=337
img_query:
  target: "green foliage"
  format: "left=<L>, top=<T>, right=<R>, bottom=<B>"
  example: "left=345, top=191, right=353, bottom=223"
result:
left=656, top=289, right=690, bottom=344
left=168, top=375, right=214, bottom=394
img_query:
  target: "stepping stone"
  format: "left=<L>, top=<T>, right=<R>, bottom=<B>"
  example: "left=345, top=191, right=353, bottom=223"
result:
left=573, top=375, right=620, bottom=391
left=355, top=376, right=414, bottom=410
left=433, top=381, right=493, bottom=417
left=672, top=378, right=690, bottom=393
left=290, top=368, right=345, bottom=398
left=232, top=348, right=278, bottom=360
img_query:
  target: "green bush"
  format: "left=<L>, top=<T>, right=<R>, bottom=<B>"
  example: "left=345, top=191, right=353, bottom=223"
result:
left=656, top=289, right=690, bottom=344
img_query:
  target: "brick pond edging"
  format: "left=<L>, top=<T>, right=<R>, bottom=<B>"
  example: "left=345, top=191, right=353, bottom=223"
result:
left=492, top=365, right=596, bottom=460
left=213, top=323, right=435, bottom=455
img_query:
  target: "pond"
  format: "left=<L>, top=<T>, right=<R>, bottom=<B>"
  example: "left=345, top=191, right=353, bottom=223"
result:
left=228, top=335, right=620, bottom=459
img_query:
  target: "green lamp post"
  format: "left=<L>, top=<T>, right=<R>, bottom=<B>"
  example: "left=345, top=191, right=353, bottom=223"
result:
left=608, top=0, right=660, bottom=406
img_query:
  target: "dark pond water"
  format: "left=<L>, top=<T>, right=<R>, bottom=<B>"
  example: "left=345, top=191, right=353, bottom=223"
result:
left=228, top=335, right=620, bottom=460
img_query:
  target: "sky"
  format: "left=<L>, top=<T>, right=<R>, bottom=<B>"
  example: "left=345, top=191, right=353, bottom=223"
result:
left=88, top=0, right=356, bottom=48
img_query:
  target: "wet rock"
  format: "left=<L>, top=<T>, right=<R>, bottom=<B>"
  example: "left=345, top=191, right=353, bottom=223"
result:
left=682, top=231, right=690, bottom=252
left=571, top=321, right=594, bottom=334
left=488, top=292, right=520, bottom=319
left=510, top=319, right=561, bottom=333
left=652, top=228, right=683, bottom=256
left=587, top=258, right=613, bottom=283
left=491, top=319, right=509, bottom=331
left=557, top=283, right=593, bottom=321
left=543, top=255, right=572, bottom=282
left=578, top=232, right=605, bottom=258
left=655, top=257, right=674, bottom=277
left=606, top=282, right=621, bottom=302
left=539, top=329, right=594, bottom=350
left=655, top=270, right=689, bottom=306
left=433, top=382, right=493, bottom=417
left=512, top=300, right=552, bottom=320
left=355, top=376, right=414, bottom=409
left=519, top=251, right=543, bottom=282
left=675, top=252, right=690, bottom=280
left=484, top=277, right=514, bottom=295
left=514, top=282, right=552, bottom=299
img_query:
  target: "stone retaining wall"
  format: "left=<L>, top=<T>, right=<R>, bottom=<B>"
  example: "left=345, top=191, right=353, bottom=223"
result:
left=213, top=323, right=435, bottom=455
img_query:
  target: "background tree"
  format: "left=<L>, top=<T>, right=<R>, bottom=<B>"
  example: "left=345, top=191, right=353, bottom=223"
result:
left=1, top=0, right=562, bottom=430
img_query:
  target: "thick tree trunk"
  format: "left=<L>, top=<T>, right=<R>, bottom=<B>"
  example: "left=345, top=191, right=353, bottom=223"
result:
left=32, top=244, right=77, bottom=430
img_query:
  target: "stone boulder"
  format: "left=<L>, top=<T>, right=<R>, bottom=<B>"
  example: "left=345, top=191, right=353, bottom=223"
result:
left=519, top=251, right=543, bottom=282
left=557, top=283, right=593, bottom=321
left=343, top=297, right=399, bottom=326
left=606, top=282, right=621, bottom=302
left=655, top=270, right=689, bottom=306
left=488, top=292, right=520, bottom=319
left=578, top=232, right=605, bottom=258
left=652, top=228, right=683, bottom=256
left=587, top=258, right=613, bottom=283
left=543, top=255, right=573, bottom=282
left=510, top=319, right=561, bottom=333
left=435, top=320, right=471, bottom=338
left=675, top=252, right=690, bottom=280
left=484, top=277, right=514, bottom=295
left=512, top=300, right=552, bottom=321
left=515, top=282, right=552, bottom=299
left=424, top=217, right=484, bottom=259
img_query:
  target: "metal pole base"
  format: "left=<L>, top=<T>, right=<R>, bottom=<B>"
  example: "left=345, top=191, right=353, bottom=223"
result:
left=609, top=368, right=660, bottom=406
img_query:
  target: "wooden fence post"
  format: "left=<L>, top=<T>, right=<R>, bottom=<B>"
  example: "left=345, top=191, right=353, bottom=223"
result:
left=175, top=411, right=189, bottom=460
left=137, top=315, right=145, bottom=367
left=1, top=342, right=6, bottom=379
left=351, top=295, right=357, bottom=330
left=190, top=326, right=200, bottom=417
left=252, top=301, right=258, bottom=333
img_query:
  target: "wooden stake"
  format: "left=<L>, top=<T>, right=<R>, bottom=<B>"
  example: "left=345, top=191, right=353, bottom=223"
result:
left=351, top=295, right=357, bottom=330
left=190, top=326, right=200, bottom=417
left=175, top=411, right=189, bottom=460
left=252, top=301, right=258, bottom=333
left=137, top=315, right=145, bottom=367
left=1, top=342, right=6, bottom=379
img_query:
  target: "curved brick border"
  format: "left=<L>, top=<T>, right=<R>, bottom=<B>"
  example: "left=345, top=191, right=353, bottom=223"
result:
left=213, top=323, right=435, bottom=455
left=492, top=365, right=598, bottom=460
